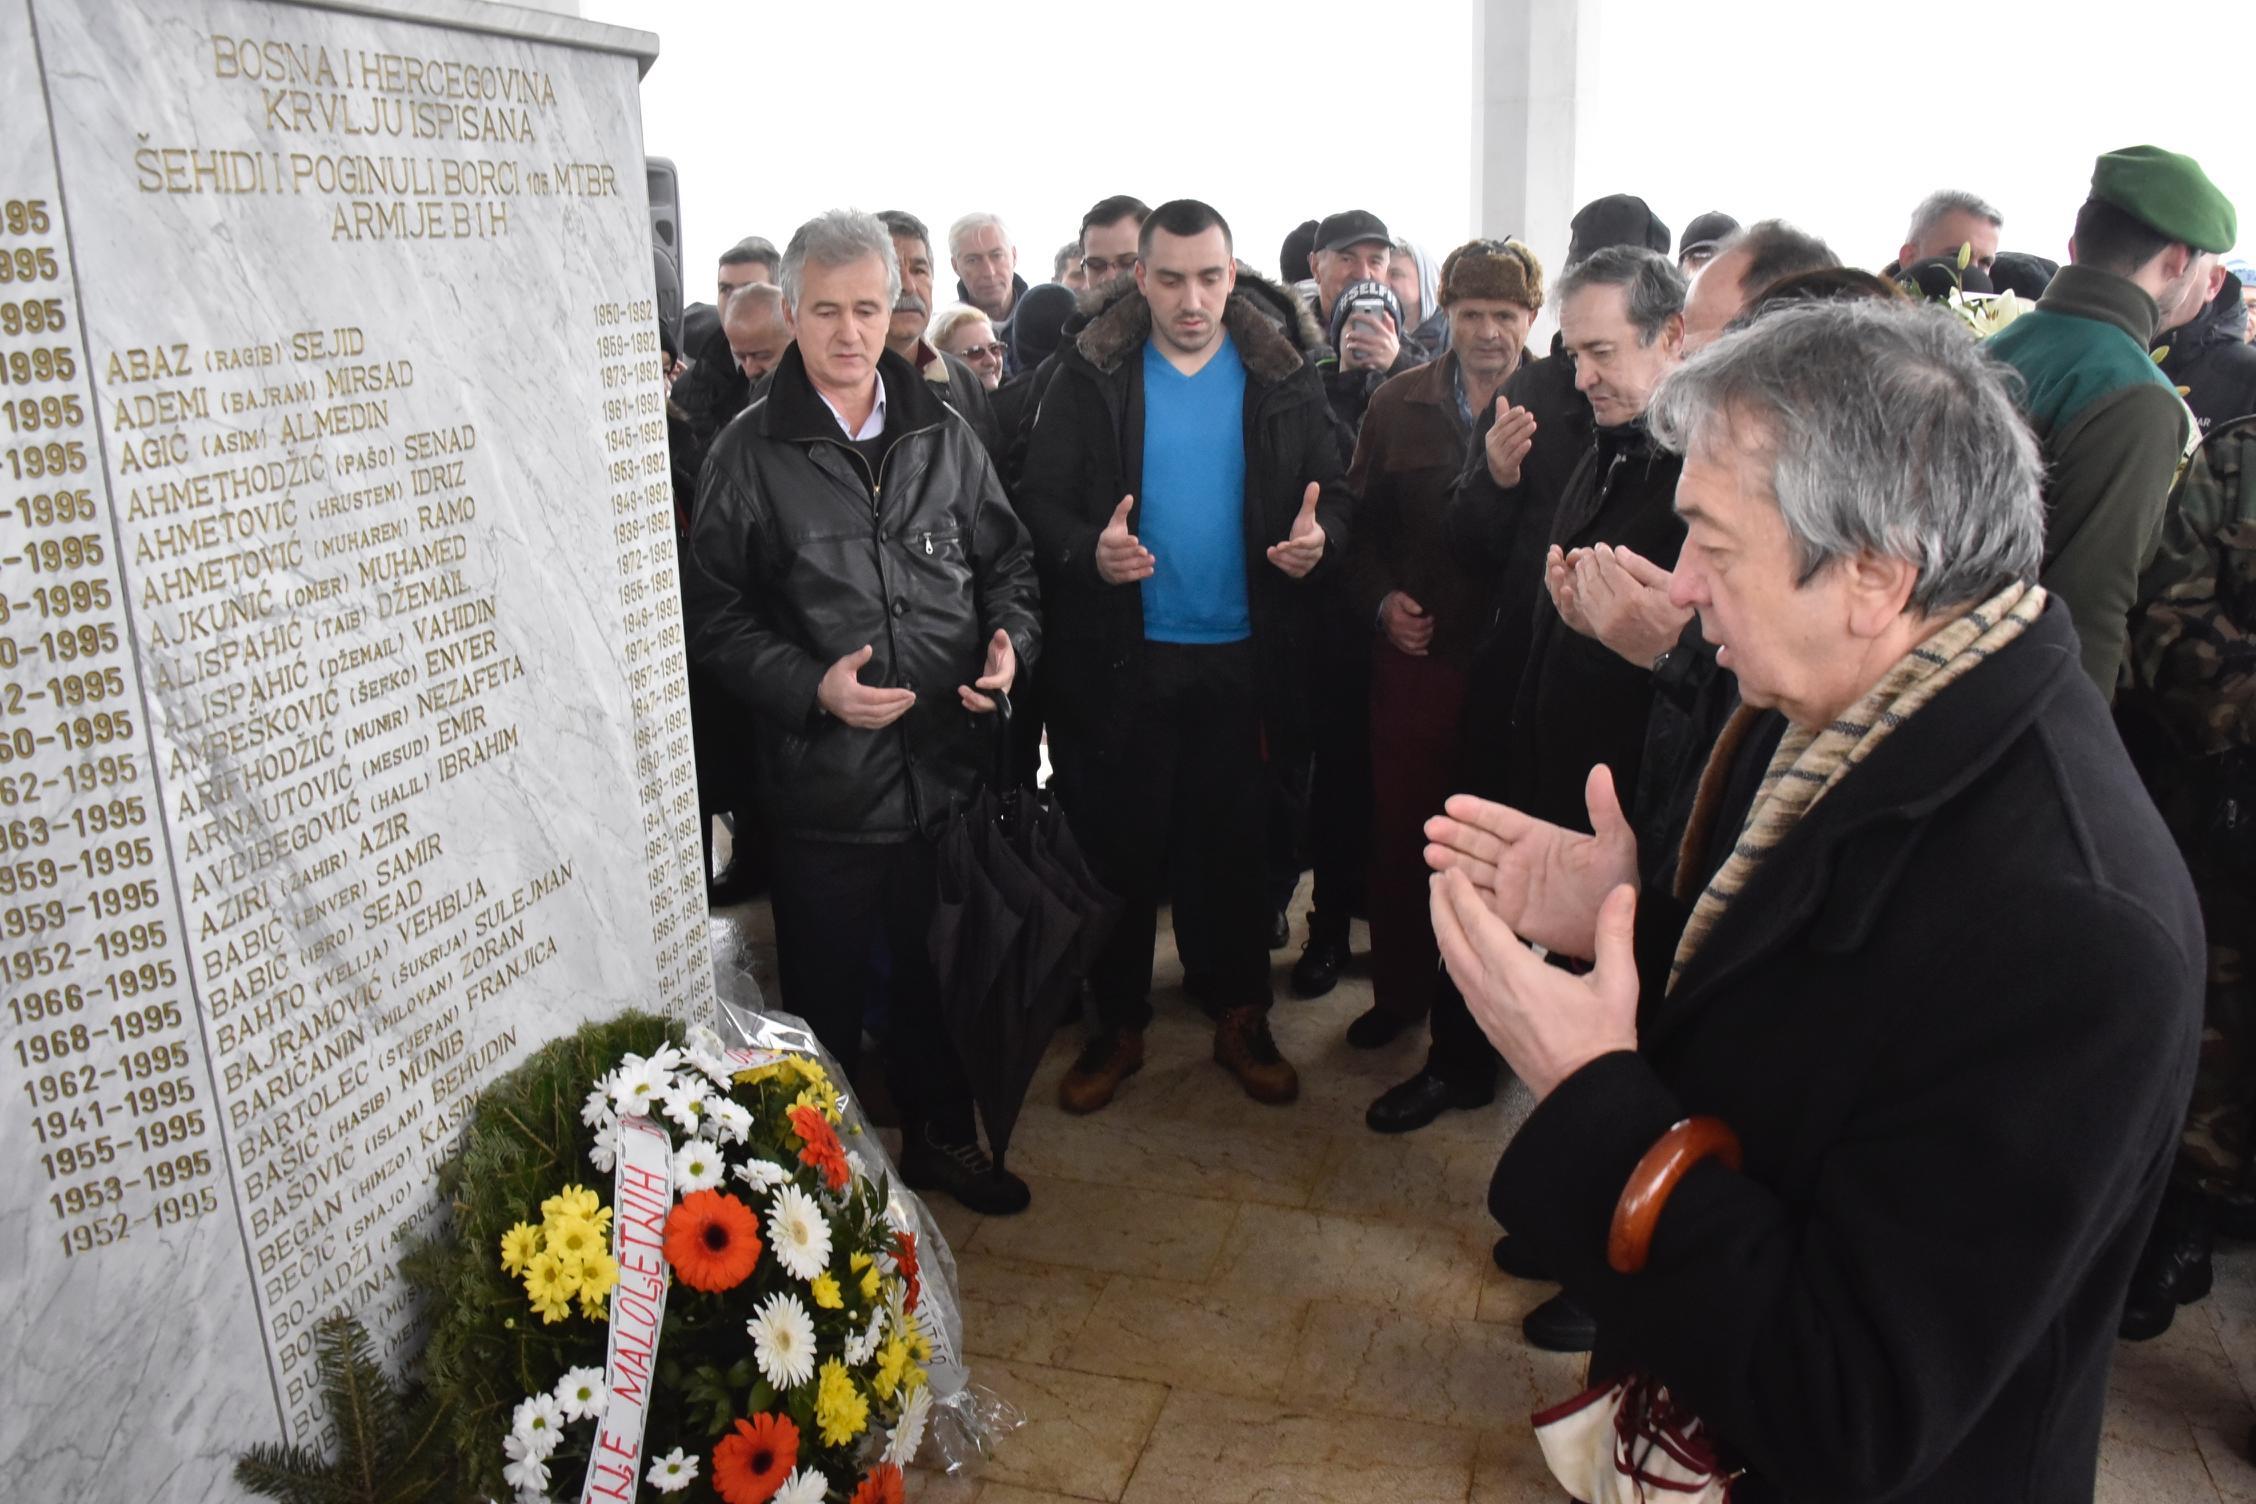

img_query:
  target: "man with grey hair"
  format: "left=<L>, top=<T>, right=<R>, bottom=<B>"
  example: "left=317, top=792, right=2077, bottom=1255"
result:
left=1680, top=219, right=1840, bottom=354
left=684, top=208, right=1043, bottom=1217
left=1427, top=299, right=2200, bottom=1501
left=877, top=209, right=1001, bottom=453
left=721, top=281, right=789, bottom=384
left=950, top=211, right=1027, bottom=366
left=1475, top=243, right=1688, bottom=1354
left=1891, top=188, right=2004, bottom=275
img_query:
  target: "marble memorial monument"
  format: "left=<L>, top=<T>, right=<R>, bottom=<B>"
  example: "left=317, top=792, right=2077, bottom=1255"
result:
left=0, top=0, right=707, bottom=1494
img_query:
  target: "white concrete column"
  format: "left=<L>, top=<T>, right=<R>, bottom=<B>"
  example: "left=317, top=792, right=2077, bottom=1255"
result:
left=1471, top=0, right=1581, bottom=265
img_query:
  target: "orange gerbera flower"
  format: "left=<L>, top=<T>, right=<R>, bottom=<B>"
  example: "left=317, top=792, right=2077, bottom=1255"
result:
left=893, top=1230, right=922, bottom=1313
left=713, top=1411, right=799, bottom=1504
left=788, top=1104, right=851, bottom=1192
left=663, top=1189, right=762, bottom=1293
left=849, top=1462, right=905, bottom=1504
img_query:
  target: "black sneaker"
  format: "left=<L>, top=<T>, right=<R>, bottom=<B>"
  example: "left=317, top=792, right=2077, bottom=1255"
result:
left=899, top=1128, right=1032, bottom=1216
left=1267, top=907, right=1292, bottom=950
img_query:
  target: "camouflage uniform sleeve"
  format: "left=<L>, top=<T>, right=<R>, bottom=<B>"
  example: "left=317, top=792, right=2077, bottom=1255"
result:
left=2129, top=420, right=2256, bottom=754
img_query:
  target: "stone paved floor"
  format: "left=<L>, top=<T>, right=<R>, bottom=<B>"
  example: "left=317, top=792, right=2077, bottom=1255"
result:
left=713, top=883, right=2256, bottom=1502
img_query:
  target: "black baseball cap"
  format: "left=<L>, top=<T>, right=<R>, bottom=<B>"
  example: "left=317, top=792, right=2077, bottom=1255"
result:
left=1568, top=195, right=1670, bottom=267
left=1316, top=209, right=1391, bottom=255
left=1678, top=211, right=1740, bottom=260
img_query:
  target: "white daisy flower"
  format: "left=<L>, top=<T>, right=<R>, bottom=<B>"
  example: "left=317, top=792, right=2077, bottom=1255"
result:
left=709, top=1099, right=754, bottom=1144
left=502, top=1445, right=550, bottom=1495
left=746, top=1290, right=819, bottom=1389
left=886, top=1383, right=933, bottom=1466
left=645, top=1445, right=699, bottom=1493
left=733, top=1156, right=791, bottom=1193
left=586, top=1122, right=619, bottom=1174
left=646, top=1043, right=686, bottom=1076
left=581, top=1082, right=615, bottom=1129
left=685, top=1024, right=735, bottom=1084
left=673, top=1140, right=725, bottom=1194
left=552, top=1365, right=607, bottom=1422
left=511, top=1393, right=564, bottom=1456
left=661, top=1079, right=710, bottom=1135
left=607, top=1057, right=668, bottom=1118
left=845, top=1307, right=887, bottom=1366
left=767, top=1183, right=832, bottom=1281
left=772, top=1467, right=828, bottom=1504
left=844, top=1150, right=870, bottom=1185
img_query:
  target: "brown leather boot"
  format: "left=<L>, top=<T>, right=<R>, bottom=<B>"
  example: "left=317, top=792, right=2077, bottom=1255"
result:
left=1214, top=1006, right=1298, bottom=1104
left=1058, top=1028, right=1144, bottom=1115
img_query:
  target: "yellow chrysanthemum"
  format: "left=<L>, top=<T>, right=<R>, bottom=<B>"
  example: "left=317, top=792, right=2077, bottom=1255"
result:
left=851, top=1252, right=880, bottom=1302
left=810, top=1273, right=844, bottom=1310
left=792, top=1075, right=844, bottom=1124
left=541, top=1185, right=602, bottom=1227
left=530, top=1286, right=573, bottom=1324
left=735, top=1056, right=812, bottom=1088
left=499, top=1222, right=541, bottom=1276
left=815, top=1359, right=870, bottom=1446
left=873, top=1334, right=913, bottom=1400
left=545, top=1214, right=605, bottom=1272
left=525, top=1249, right=580, bottom=1310
left=577, top=1247, right=619, bottom=1301
left=577, top=1284, right=610, bottom=1321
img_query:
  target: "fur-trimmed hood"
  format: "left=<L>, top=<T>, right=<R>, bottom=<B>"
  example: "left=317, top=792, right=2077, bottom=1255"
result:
left=1070, top=265, right=1328, bottom=383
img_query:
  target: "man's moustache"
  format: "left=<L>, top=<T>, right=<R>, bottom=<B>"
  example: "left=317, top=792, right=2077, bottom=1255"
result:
left=894, top=295, right=928, bottom=314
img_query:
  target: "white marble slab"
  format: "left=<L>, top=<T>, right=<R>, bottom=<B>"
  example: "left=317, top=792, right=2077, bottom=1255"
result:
left=0, top=0, right=701, bottom=1496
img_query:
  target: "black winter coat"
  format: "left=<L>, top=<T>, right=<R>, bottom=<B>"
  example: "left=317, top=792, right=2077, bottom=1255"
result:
left=1493, top=602, right=2203, bottom=1503
left=1449, top=352, right=1570, bottom=794
left=1503, top=421, right=1685, bottom=830
left=2157, top=270, right=2256, bottom=436
left=682, top=345, right=1040, bottom=842
left=1016, top=280, right=1352, bottom=770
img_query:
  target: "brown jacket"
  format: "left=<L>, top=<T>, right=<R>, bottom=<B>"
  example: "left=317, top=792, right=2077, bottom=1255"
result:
left=1343, top=354, right=1493, bottom=666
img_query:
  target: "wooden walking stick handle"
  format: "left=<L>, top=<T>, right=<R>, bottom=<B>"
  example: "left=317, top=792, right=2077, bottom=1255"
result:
left=1608, top=1116, right=1742, bottom=1275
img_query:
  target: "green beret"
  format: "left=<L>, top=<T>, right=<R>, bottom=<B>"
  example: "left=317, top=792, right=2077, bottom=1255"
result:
left=2090, top=145, right=2237, bottom=254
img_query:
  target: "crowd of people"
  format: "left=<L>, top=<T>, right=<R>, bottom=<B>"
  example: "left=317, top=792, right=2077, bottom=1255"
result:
left=663, top=145, right=2256, bottom=1497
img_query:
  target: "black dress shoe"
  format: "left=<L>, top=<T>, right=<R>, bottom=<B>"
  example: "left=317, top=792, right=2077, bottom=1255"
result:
left=2119, top=1186, right=2215, bottom=1341
left=1492, top=1233, right=1555, bottom=1282
left=1365, top=1069, right=1493, bottom=1133
left=1523, top=1291, right=1597, bottom=1353
left=1290, top=931, right=1350, bottom=998
left=899, top=1128, right=1031, bottom=1216
left=1345, top=1006, right=1412, bottom=1050
left=1267, top=907, right=1291, bottom=950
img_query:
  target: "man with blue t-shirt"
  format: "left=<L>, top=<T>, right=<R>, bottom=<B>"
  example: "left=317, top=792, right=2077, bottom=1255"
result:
left=1019, top=199, right=1352, bottom=1112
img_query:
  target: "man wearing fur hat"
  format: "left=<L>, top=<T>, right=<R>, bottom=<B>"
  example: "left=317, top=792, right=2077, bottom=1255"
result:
left=1343, top=239, right=1547, bottom=1065
left=1017, top=199, right=1352, bottom=1113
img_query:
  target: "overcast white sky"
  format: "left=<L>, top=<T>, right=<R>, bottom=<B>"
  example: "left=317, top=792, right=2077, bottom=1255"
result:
left=588, top=0, right=2250, bottom=303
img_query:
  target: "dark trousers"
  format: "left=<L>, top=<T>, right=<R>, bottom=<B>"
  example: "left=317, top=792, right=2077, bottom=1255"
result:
left=1368, top=645, right=1469, bottom=1023
left=1306, top=632, right=1372, bottom=941
left=1059, top=641, right=1271, bottom=1032
left=767, top=834, right=975, bottom=1143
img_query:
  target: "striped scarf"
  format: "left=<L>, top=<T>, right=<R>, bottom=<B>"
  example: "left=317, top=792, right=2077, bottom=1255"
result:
left=1668, top=581, right=2047, bottom=991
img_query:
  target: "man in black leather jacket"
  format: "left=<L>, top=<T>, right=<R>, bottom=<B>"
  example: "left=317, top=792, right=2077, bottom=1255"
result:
left=683, top=210, right=1042, bottom=1215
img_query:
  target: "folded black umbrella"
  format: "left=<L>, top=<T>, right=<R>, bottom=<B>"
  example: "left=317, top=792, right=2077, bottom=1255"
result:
left=928, top=697, right=1118, bottom=1166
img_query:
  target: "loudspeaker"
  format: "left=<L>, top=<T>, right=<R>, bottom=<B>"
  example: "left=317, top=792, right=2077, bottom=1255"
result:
left=647, top=156, right=682, bottom=262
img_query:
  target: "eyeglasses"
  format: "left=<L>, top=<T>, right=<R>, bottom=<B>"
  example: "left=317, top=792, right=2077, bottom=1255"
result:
left=955, top=342, right=1007, bottom=362
left=1081, top=255, right=1136, bottom=279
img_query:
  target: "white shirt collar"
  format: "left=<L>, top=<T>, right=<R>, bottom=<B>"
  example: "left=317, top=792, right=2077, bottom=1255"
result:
left=817, top=374, right=886, bottom=442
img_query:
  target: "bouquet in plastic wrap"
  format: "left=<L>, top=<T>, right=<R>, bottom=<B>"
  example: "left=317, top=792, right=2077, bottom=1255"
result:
left=405, top=1007, right=993, bottom=1504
